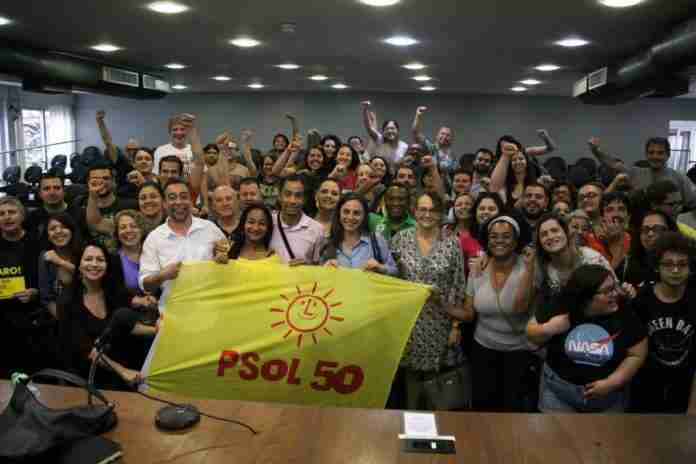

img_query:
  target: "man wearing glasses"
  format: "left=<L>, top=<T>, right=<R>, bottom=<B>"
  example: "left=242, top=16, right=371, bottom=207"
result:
left=630, top=232, right=696, bottom=414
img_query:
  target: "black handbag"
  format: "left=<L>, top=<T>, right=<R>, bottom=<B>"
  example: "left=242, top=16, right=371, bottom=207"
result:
left=0, top=369, right=118, bottom=460
left=422, top=361, right=472, bottom=411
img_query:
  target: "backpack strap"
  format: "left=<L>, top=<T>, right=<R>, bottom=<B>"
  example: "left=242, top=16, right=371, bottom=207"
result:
left=276, top=212, right=295, bottom=260
left=370, top=232, right=383, bottom=264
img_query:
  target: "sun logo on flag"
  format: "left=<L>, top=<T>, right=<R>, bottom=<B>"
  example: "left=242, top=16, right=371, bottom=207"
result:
left=270, top=282, right=344, bottom=348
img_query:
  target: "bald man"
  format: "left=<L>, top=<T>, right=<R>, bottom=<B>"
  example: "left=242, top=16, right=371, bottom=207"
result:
left=212, top=185, right=241, bottom=241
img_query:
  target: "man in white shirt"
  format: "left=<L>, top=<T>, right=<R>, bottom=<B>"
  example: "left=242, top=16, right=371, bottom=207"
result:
left=139, top=177, right=226, bottom=312
left=153, top=115, right=194, bottom=175
left=270, top=175, right=324, bottom=264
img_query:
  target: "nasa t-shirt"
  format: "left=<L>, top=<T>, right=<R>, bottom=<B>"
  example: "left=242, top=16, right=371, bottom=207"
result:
left=546, top=306, right=647, bottom=386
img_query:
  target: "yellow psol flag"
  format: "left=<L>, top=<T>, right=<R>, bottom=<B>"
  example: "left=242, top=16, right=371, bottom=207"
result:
left=142, top=257, right=429, bottom=408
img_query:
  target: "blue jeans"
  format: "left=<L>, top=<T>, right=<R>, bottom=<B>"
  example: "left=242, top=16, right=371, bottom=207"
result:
left=539, top=363, right=626, bottom=413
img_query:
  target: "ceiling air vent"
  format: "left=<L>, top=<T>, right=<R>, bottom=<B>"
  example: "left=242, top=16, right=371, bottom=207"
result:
left=588, top=67, right=608, bottom=91
left=142, top=74, right=171, bottom=93
left=572, top=77, right=588, bottom=97
left=101, top=66, right=139, bottom=88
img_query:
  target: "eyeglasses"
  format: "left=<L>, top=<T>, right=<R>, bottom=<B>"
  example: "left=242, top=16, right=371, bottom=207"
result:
left=659, top=261, right=690, bottom=272
left=640, top=225, right=668, bottom=235
left=579, top=192, right=600, bottom=199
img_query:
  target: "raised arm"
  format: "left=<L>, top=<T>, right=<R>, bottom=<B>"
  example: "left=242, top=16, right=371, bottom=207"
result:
left=184, top=115, right=206, bottom=193
left=286, top=113, right=299, bottom=141
left=422, top=154, right=447, bottom=204
left=489, top=141, right=516, bottom=198
left=525, top=129, right=557, bottom=157
left=588, top=137, right=626, bottom=172
left=361, top=101, right=380, bottom=142
left=411, top=106, right=428, bottom=144
left=513, top=249, right=536, bottom=313
left=240, top=129, right=258, bottom=177
left=95, top=110, right=118, bottom=164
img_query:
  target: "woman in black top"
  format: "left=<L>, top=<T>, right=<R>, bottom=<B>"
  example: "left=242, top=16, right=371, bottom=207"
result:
left=58, top=242, right=156, bottom=388
left=622, top=210, right=677, bottom=287
left=527, top=264, right=647, bottom=412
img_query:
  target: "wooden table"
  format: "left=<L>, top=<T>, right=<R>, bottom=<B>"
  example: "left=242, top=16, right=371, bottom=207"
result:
left=2, top=382, right=695, bottom=463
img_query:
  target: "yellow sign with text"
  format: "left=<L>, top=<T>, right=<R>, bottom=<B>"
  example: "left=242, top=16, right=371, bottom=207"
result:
left=142, top=258, right=428, bottom=408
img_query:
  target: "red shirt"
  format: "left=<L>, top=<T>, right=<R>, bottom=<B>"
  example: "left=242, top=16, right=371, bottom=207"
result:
left=584, top=231, right=631, bottom=264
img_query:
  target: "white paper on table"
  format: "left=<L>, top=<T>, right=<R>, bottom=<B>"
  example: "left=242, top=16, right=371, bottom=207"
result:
left=402, top=412, right=438, bottom=438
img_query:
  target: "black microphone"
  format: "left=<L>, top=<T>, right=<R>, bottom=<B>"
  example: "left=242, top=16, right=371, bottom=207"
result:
left=94, top=308, right=138, bottom=351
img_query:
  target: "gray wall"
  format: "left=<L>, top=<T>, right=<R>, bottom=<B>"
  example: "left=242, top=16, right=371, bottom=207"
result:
left=75, top=92, right=696, bottom=164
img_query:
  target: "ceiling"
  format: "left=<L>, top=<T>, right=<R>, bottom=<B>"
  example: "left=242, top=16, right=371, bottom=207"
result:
left=1, top=0, right=695, bottom=96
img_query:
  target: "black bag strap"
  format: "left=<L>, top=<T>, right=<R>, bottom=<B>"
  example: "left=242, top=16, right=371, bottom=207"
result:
left=276, top=212, right=295, bottom=260
left=370, top=232, right=383, bottom=264
left=29, top=369, right=112, bottom=406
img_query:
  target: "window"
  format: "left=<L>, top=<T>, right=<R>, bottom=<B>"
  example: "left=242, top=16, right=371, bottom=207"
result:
left=18, top=105, right=75, bottom=171
left=21, top=109, right=47, bottom=168
left=669, top=121, right=696, bottom=172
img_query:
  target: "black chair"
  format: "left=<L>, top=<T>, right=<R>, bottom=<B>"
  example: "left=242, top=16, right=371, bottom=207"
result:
left=81, top=146, right=102, bottom=168
left=598, top=163, right=619, bottom=188
left=2, top=165, right=21, bottom=185
left=51, top=155, right=68, bottom=171
left=24, top=165, right=44, bottom=208
left=567, top=165, right=592, bottom=191
left=575, top=157, right=598, bottom=180
left=543, top=156, right=568, bottom=181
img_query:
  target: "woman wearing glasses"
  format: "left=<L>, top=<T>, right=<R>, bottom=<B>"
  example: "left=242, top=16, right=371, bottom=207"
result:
left=527, top=264, right=647, bottom=412
left=630, top=232, right=696, bottom=414
left=389, top=192, right=468, bottom=410
left=622, top=210, right=678, bottom=286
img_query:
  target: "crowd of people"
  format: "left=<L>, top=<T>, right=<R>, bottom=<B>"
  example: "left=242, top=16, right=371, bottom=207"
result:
left=1, top=100, right=695, bottom=415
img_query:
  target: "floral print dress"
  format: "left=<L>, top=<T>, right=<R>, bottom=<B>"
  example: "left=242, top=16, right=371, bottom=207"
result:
left=390, top=228, right=466, bottom=371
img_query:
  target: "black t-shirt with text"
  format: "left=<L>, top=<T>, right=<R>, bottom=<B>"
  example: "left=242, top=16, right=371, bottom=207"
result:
left=546, top=305, right=647, bottom=386
left=0, top=233, right=40, bottom=328
left=630, top=283, right=696, bottom=413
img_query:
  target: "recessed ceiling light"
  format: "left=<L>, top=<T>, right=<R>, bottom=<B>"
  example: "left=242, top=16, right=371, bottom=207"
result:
left=248, top=83, right=265, bottom=89
left=598, top=0, right=646, bottom=7
left=0, top=16, right=13, bottom=26
left=229, top=37, right=261, bottom=48
left=511, top=86, right=528, bottom=92
left=164, top=63, right=187, bottom=69
left=555, top=37, right=590, bottom=48
left=332, top=83, right=349, bottom=89
left=535, top=64, right=561, bottom=72
left=359, top=0, right=401, bottom=6
left=403, top=62, right=427, bottom=70
left=384, top=35, right=418, bottom=47
left=420, top=86, right=436, bottom=92
left=212, top=76, right=232, bottom=81
left=309, top=75, right=329, bottom=81
left=276, top=63, right=301, bottom=70
left=172, top=84, right=188, bottom=90
left=146, top=1, right=190, bottom=14
left=91, top=43, right=122, bottom=53
left=412, top=75, right=432, bottom=82
left=520, top=79, right=542, bottom=85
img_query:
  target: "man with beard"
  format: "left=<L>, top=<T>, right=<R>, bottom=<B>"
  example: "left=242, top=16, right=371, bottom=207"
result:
left=270, top=175, right=324, bottom=264
left=630, top=232, right=696, bottom=414
left=588, top=136, right=696, bottom=211
left=361, top=101, right=408, bottom=168
left=369, top=183, right=416, bottom=241
left=153, top=114, right=195, bottom=176
left=584, top=192, right=632, bottom=272
left=470, top=148, right=495, bottom=197
left=520, top=182, right=549, bottom=236
left=239, top=177, right=265, bottom=211
left=140, top=178, right=226, bottom=313
left=411, top=106, right=458, bottom=176
left=79, top=160, right=137, bottom=254
left=577, top=182, right=604, bottom=234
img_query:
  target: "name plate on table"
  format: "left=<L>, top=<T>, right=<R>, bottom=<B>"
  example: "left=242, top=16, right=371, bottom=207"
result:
left=0, top=276, right=25, bottom=299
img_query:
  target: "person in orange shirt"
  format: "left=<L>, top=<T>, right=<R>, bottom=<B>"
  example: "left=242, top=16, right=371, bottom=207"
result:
left=584, top=191, right=631, bottom=274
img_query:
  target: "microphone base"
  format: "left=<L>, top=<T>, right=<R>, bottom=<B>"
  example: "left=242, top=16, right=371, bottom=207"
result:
left=155, top=404, right=201, bottom=431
